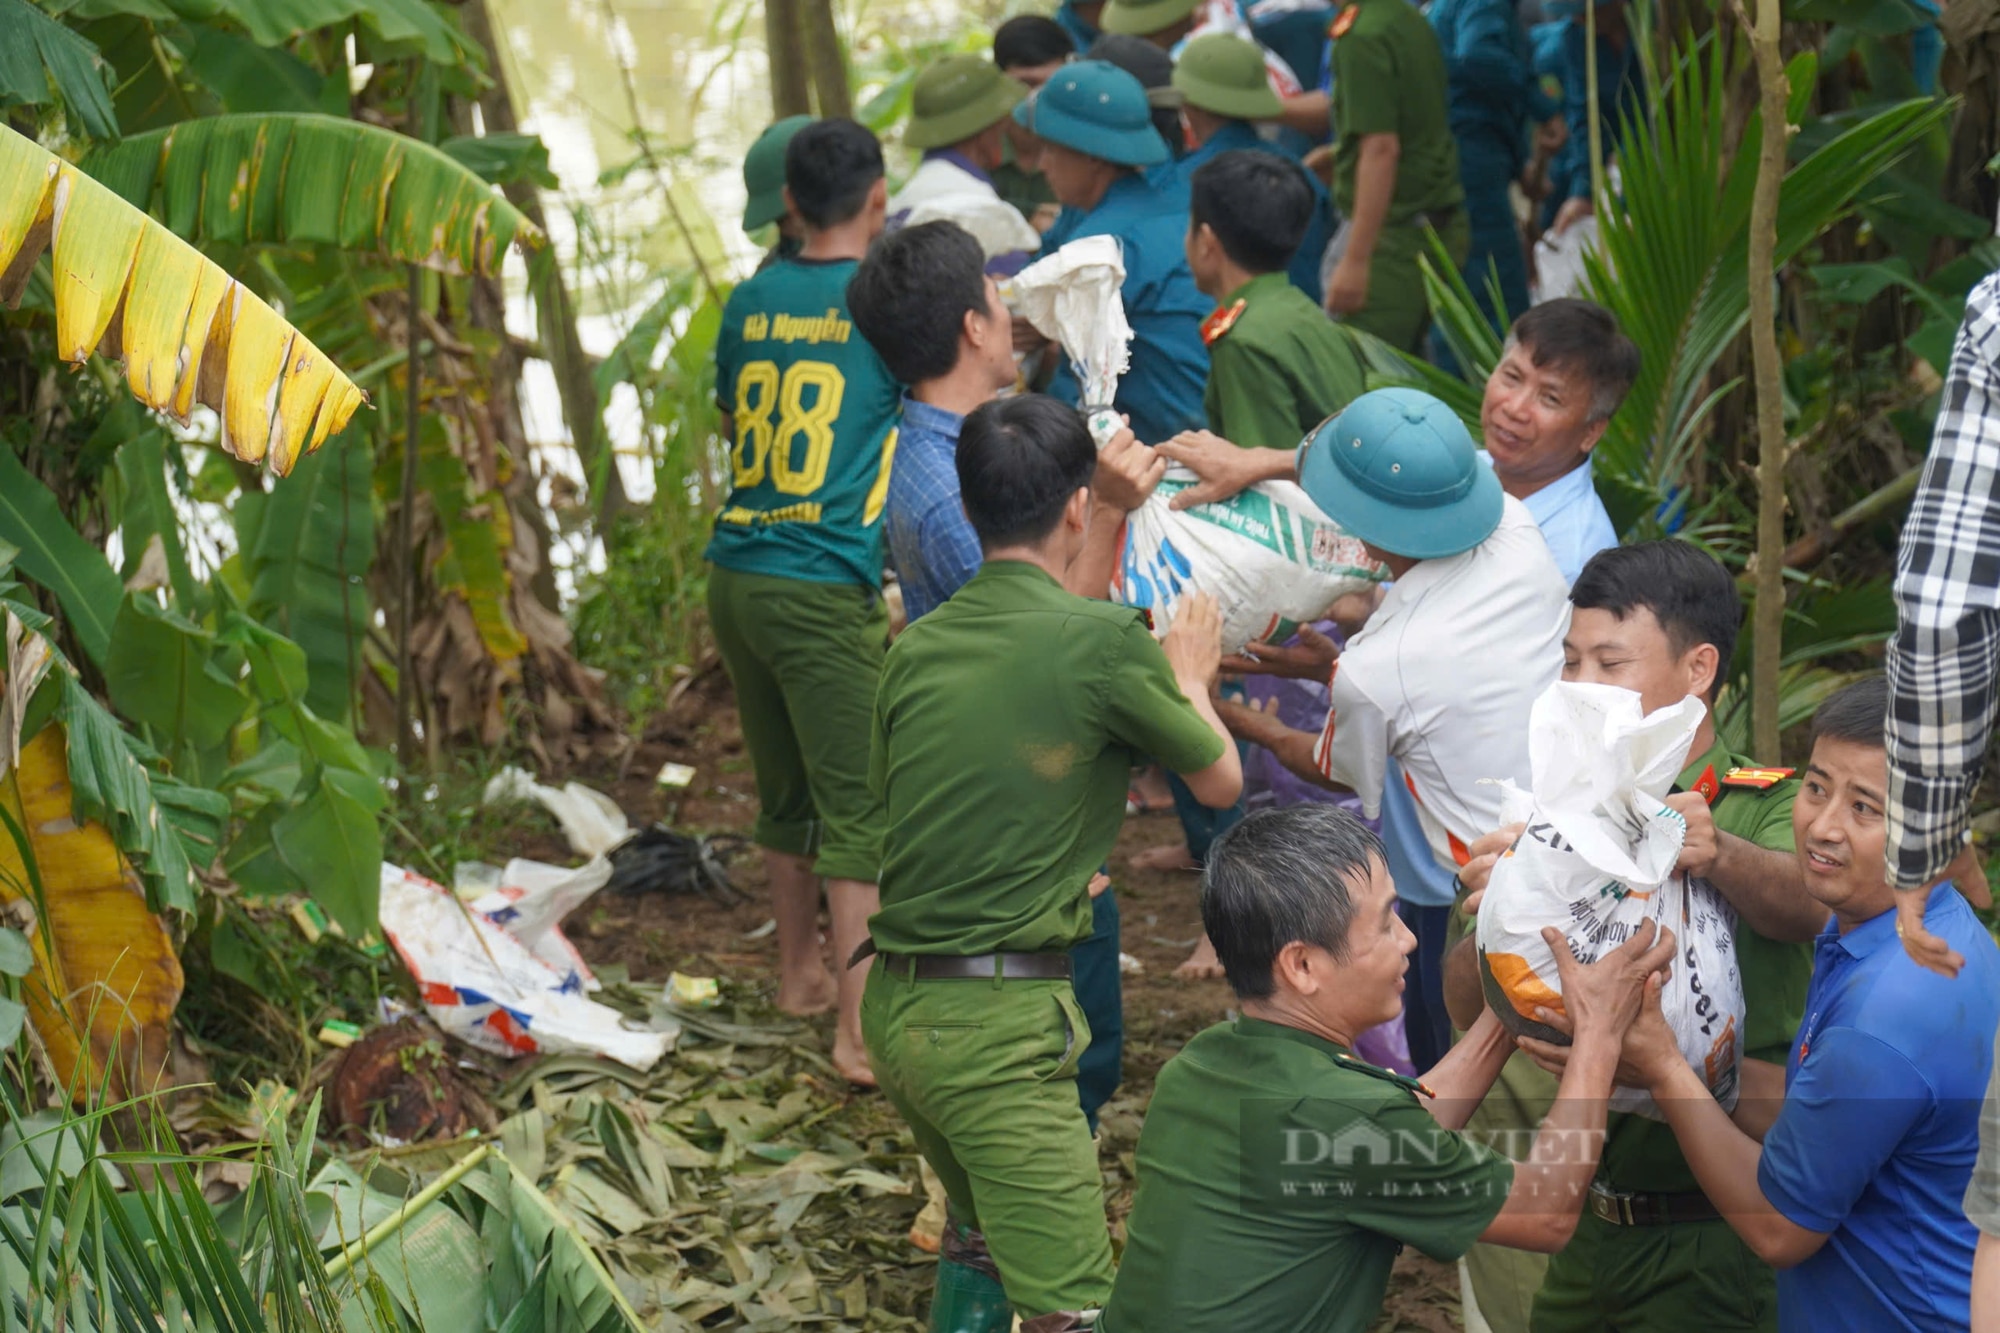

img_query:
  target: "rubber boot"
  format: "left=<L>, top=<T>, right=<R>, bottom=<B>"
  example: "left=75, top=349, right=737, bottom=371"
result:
left=928, top=1255, right=1012, bottom=1333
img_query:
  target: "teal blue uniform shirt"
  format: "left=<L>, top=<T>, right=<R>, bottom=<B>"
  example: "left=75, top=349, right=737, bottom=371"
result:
left=1165, top=123, right=1333, bottom=305
left=1040, top=173, right=1211, bottom=445
left=706, top=256, right=903, bottom=587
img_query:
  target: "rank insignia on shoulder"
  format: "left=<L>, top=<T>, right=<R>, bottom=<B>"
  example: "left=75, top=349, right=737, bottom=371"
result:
left=1333, top=1051, right=1435, bottom=1099
left=1690, top=764, right=1721, bottom=805
left=1201, top=298, right=1247, bottom=346
left=1329, top=2, right=1358, bottom=38
left=1721, top=766, right=1794, bottom=790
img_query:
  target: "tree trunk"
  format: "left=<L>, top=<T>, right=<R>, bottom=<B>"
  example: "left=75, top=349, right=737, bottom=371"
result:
left=801, top=0, right=851, bottom=119
left=766, top=0, right=812, bottom=119
left=459, top=0, right=630, bottom=519
left=1745, top=0, right=1791, bottom=761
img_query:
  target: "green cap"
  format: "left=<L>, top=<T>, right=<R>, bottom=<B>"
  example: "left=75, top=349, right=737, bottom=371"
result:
left=1099, top=0, right=1201, bottom=37
left=906, top=54, right=1028, bottom=150
left=1011, top=59, right=1168, bottom=168
left=1297, top=388, right=1503, bottom=559
left=1173, top=33, right=1283, bottom=121
left=742, top=115, right=812, bottom=233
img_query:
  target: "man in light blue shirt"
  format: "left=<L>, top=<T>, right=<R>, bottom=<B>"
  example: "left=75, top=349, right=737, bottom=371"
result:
left=1479, top=297, right=1631, bottom=584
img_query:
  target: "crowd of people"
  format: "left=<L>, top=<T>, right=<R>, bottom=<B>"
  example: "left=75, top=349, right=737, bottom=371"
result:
left=698, top=4, right=1999, bottom=1331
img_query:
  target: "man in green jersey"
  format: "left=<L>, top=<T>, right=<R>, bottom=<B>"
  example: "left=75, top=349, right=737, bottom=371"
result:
left=1322, top=0, right=1470, bottom=352
left=862, top=394, right=1241, bottom=1328
left=1444, top=540, right=1828, bottom=1333
left=706, top=118, right=902, bottom=1087
left=1101, top=804, right=1678, bottom=1333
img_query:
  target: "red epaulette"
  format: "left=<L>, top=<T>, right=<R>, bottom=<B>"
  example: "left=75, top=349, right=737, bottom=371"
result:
left=1201, top=298, right=1247, bottom=347
left=1330, top=2, right=1359, bottom=37
left=1721, top=766, right=1794, bottom=791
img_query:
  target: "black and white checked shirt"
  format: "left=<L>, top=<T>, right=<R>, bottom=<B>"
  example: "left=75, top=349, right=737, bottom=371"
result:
left=1887, top=272, right=2000, bottom=889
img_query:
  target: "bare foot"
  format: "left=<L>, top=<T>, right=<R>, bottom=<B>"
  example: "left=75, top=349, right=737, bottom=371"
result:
left=776, top=967, right=837, bottom=1017
left=832, top=1028, right=876, bottom=1088
left=1130, top=842, right=1200, bottom=873
left=1174, top=934, right=1226, bottom=982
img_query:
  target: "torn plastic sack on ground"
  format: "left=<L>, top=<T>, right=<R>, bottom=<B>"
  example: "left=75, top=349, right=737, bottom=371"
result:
left=482, top=765, right=631, bottom=857
left=1475, top=681, right=1744, bottom=1118
left=1009, top=236, right=1380, bottom=652
left=379, top=861, right=673, bottom=1070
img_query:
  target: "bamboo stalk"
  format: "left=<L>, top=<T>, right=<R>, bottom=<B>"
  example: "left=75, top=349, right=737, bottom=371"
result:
left=322, top=1143, right=492, bottom=1281
left=1742, top=0, right=1791, bottom=760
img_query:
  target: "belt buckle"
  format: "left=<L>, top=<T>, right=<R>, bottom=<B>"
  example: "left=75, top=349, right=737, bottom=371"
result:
left=1589, top=1183, right=1636, bottom=1227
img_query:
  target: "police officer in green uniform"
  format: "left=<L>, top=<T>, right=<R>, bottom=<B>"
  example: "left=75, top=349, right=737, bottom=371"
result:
left=707, top=119, right=902, bottom=1088
left=1443, top=541, right=1828, bottom=1333
left=742, top=115, right=812, bottom=268
left=1322, top=0, right=1470, bottom=353
left=1102, top=803, right=1679, bottom=1333
left=861, top=394, right=1242, bottom=1331
left=1181, top=148, right=1365, bottom=451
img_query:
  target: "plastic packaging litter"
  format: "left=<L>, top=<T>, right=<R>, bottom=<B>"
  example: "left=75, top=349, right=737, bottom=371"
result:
left=378, top=861, right=671, bottom=1070
left=1475, top=682, right=1744, bottom=1117
left=482, top=766, right=631, bottom=858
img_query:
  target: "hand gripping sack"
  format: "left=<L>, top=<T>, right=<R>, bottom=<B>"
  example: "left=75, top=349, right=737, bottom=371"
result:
left=1007, top=237, right=1379, bottom=652
left=1474, top=681, right=1745, bottom=1118
left=1118, top=472, right=1379, bottom=653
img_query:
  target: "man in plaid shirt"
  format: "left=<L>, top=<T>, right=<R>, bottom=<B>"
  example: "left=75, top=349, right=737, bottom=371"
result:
left=1885, top=270, right=2000, bottom=1327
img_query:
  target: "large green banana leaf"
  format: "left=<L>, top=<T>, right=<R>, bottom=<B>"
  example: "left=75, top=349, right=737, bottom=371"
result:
left=82, top=113, right=543, bottom=278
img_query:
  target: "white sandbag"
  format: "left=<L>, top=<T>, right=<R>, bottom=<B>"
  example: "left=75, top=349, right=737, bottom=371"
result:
left=379, top=863, right=670, bottom=1070
left=470, top=857, right=612, bottom=993
left=1010, top=236, right=1380, bottom=651
left=1120, top=470, right=1379, bottom=653
left=1474, top=681, right=1744, bottom=1118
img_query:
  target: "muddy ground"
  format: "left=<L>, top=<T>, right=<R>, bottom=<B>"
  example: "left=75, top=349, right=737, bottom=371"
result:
left=555, top=667, right=1462, bottom=1331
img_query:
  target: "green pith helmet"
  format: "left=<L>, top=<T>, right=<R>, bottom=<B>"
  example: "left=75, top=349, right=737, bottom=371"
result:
left=743, top=114, right=812, bottom=233
left=1173, top=33, right=1283, bottom=121
left=1297, top=388, right=1504, bottom=559
left=1099, top=0, right=1202, bottom=38
left=1010, top=59, right=1168, bottom=168
left=905, top=54, right=1029, bottom=150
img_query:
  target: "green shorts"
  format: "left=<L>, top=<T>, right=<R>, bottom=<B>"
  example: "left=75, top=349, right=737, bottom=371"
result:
left=705, top=563, right=887, bottom=881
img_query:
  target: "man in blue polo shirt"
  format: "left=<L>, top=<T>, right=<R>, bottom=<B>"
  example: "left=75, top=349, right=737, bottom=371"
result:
left=1016, top=59, right=1211, bottom=446
left=1551, top=676, right=2000, bottom=1333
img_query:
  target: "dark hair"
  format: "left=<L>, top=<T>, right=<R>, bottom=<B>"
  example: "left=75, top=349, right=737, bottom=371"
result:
left=1811, top=676, right=1887, bottom=749
left=1570, top=540, right=1741, bottom=699
left=956, top=395, right=1097, bottom=548
left=849, top=222, right=989, bottom=384
left=1085, top=34, right=1182, bottom=153
left=1190, top=150, right=1313, bottom=273
left=785, top=119, right=884, bottom=230
left=1202, top=806, right=1388, bottom=1001
left=994, top=15, right=1074, bottom=70
left=1506, top=298, right=1640, bottom=423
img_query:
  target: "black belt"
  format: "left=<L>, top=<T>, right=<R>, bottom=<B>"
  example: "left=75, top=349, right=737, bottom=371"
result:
left=874, top=951, right=1072, bottom=981
left=1588, top=1180, right=1721, bottom=1227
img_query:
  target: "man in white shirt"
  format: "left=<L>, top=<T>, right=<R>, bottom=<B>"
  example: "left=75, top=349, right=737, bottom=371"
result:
left=1215, top=387, right=1570, bottom=884
left=888, top=54, right=1044, bottom=271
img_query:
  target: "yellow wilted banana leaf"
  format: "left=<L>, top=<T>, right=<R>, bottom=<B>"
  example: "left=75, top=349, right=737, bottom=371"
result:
left=81, top=113, right=545, bottom=279
left=0, top=123, right=363, bottom=476
left=0, top=726, right=182, bottom=1101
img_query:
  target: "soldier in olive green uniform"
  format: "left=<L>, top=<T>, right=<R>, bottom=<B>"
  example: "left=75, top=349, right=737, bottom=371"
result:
left=1323, top=0, right=1470, bottom=352
left=1182, top=148, right=1366, bottom=451
left=1444, top=542, right=1827, bottom=1333
left=861, top=395, right=1241, bottom=1329
left=1103, top=802, right=1679, bottom=1333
